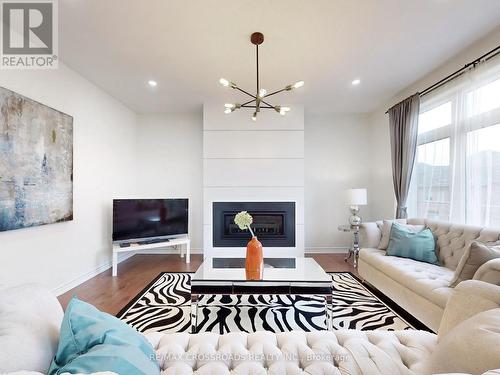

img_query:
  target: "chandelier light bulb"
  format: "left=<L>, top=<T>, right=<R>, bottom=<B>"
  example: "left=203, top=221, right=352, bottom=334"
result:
left=224, top=103, right=235, bottom=108
left=292, top=81, right=304, bottom=89
left=258, top=88, right=267, bottom=98
left=279, top=106, right=290, bottom=115
left=219, top=78, right=230, bottom=87
left=252, top=112, right=257, bottom=122
left=224, top=108, right=232, bottom=114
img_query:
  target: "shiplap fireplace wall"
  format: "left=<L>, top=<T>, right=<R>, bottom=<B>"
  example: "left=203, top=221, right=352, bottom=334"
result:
left=203, top=103, right=305, bottom=258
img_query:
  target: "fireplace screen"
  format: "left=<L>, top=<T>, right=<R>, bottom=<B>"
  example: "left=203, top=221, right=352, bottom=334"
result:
left=213, top=202, right=295, bottom=247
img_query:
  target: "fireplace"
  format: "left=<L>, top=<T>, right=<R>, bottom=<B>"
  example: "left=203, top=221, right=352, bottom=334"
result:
left=213, top=202, right=295, bottom=247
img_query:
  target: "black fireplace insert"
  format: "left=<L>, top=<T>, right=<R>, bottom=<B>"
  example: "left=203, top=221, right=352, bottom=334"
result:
left=212, top=202, right=295, bottom=247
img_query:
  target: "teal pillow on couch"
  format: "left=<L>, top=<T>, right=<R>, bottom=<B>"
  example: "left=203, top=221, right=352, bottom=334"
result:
left=386, top=223, right=439, bottom=265
left=49, top=297, right=159, bottom=375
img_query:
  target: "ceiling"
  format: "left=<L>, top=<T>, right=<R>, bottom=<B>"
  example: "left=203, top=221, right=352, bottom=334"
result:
left=59, top=0, right=500, bottom=114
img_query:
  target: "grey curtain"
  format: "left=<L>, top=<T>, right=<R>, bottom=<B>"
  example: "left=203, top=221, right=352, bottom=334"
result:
left=388, top=93, right=420, bottom=219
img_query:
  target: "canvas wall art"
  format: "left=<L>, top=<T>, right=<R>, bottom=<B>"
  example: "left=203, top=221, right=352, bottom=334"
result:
left=0, top=87, right=73, bottom=232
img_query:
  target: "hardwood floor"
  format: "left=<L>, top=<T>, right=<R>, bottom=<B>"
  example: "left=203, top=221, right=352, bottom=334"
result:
left=57, top=253, right=357, bottom=315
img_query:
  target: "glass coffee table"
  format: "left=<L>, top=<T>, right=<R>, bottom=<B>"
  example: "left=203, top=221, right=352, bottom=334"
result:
left=190, top=257, right=333, bottom=332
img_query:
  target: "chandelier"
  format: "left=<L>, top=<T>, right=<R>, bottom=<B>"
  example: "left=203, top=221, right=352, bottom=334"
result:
left=219, top=32, right=304, bottom=121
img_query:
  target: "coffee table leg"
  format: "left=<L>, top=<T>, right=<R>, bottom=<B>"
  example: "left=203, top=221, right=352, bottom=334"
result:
left=191, top=293, right=198, bottom=333
left=325, top=293, right=333, bottom=331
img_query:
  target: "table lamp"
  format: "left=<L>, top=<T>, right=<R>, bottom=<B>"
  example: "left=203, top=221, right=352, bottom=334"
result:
left=346, top=188, right=367, bottom=226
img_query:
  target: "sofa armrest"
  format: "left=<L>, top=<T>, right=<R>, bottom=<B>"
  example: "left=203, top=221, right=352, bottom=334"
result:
left=473, top=258, right=500, bottom=286
left=359, top=222, right=381, bottom=248
left=439, top=280, right=500, bottom=338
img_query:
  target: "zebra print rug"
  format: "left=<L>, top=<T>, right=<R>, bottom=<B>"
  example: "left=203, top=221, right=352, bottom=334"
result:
left=117, top=272, right=425, bottom=334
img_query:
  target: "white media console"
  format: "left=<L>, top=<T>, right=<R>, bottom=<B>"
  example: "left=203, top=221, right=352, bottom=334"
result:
left=112, top=236, right=190, bottom=276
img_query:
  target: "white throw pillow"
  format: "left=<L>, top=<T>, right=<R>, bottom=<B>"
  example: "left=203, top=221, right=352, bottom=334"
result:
left=425, top=308, right=500, bottom=375
left=378, top=219, right=425, bottom=250
left=0, top=284, right=64, bottom=373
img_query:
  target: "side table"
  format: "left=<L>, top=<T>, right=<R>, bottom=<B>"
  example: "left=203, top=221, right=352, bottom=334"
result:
left=338, top=224, right=360, bottom=268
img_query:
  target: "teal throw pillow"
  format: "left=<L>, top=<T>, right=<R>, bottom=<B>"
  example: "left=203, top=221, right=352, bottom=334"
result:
left=49, top=297, right=159, bottom=375
left=386, top=223, right=439, bottom=265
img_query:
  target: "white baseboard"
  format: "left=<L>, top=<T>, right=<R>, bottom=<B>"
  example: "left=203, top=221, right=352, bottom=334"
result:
left=51, top=252, right=135, bottom=296
left=305, top=247, right=348, bottom=254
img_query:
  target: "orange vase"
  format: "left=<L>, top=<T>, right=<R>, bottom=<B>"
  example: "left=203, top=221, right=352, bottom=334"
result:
left=245, top=236, right=263, bottom=280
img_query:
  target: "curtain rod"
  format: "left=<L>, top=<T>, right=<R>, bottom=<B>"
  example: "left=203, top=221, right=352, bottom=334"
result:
left=385, top=44, right=500, bottom=114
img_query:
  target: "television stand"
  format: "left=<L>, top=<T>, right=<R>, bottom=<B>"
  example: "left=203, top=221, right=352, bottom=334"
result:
left=137, top=238, right=170, bottom=245
left=112, top=236, right=190, bottom=276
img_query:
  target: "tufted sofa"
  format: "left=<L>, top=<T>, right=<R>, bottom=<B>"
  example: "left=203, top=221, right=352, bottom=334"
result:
left=144, top=327, right=437, bottom=374
left=358, top=218, right=500, bottom=332
left=140, top=280, right=500, bottom=374
left=2, top=280, right=500, bottom=374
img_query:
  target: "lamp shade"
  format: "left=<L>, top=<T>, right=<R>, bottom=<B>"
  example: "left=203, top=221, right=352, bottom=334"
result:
left=346, top=188, right=367, bottom=206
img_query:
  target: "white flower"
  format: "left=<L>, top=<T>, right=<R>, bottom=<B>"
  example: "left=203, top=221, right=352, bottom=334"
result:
left=234, top=211, right=253, bottom=230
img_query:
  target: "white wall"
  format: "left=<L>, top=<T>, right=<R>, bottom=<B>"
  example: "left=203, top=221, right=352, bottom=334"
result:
left=135, top=113, right=203, bottom=251
left=134, top=110, right=375, bottom=255
left=0, top=63, right=137, bottom=293
left=203, top=104, right=305, bottom=258
left=305, top=113, right=372, bottom=251
left=368, top=26, right=500, bottom=220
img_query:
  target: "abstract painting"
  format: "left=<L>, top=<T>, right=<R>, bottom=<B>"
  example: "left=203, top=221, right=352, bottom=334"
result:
left=0, top=87, right=73, bottom=232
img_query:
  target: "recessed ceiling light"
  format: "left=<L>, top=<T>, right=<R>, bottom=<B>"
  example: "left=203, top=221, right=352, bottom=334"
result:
left=352, top=79, right=361, bottom=85
left=148, top=80, right=158, bottom=87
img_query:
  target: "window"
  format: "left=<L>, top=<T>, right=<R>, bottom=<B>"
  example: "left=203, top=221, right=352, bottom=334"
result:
left=418, top=101, right=451, bottom=134
left=466, top=124, right=500, bottom=227
left=408, top=59, right=500, bottom=227
left=409, top=138, right=450, bottom=221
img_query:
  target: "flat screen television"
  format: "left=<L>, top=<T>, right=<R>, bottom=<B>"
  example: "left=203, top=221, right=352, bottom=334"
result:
left=112, top=199, right=188, bottom=243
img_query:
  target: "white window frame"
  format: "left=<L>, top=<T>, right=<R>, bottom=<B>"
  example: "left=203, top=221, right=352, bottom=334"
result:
left=411, top=68, right=500, bottom=224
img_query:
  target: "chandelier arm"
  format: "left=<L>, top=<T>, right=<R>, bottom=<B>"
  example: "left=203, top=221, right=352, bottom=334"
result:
left=242, top=104, right=274, bottom=109
left=234, top=86, right=257, bottom=99
left=241, top=98, right=256, bottom=106
left=262, top=87, right=288, bottom=98
left=261, top=99, right=275, bottom=108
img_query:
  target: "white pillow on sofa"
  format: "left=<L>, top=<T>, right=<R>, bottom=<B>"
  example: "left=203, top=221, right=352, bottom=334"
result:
left=378, top=219, right=425, bottom=250
left=0, top=284, right=64, bottom=373
left=425, top=308, right=500, bottom=375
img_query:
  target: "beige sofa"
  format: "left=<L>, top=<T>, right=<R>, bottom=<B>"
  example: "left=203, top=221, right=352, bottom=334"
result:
left=2, top=281, right=500, bottom=375
left=359, top=218, right=500, bottom=332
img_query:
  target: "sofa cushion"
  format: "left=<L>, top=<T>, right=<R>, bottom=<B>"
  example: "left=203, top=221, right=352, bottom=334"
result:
left=407, top=219, right=500, bottom=271
left=386, top=224, right=439, bottom=265
left=147, top=330, right=437, bottom=375
left=450, top=241, right=500, bottom=287
left=48, top=297, right=159, bottom=375
left=0, top=284, right=63, bottom=374
left=425, top=308, right=500, bottom=375
left=360, top=248, right=454, bottom=307
left=377, top=219, right=408, bottom=249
